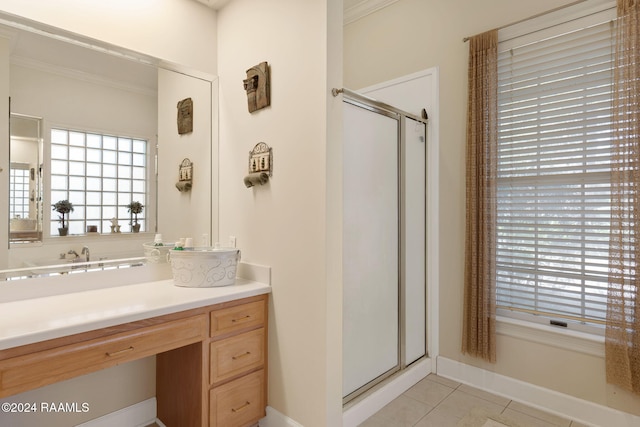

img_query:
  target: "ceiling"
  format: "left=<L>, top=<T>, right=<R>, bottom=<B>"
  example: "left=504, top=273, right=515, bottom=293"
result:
left=194, top=0, right=398, bottom=24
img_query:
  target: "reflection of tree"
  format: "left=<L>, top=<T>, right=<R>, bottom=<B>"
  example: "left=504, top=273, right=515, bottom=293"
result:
left=52, top=199, right=74, bottom=229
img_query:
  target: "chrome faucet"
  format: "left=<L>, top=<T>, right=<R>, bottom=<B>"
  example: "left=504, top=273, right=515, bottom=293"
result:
left=82, top=246, right=90, bottom=262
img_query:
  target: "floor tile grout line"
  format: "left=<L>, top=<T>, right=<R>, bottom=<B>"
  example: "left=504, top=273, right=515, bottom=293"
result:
left=504, top=400, right=573, bottom=427
left=500, top=400, right=514, bottom=416
left=367, top=374, right=578, bottom=427
left=428, top=376, right=565, bottom=426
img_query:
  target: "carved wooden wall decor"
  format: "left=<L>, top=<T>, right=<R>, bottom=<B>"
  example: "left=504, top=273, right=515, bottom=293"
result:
left=243, top=62, right=270, bottom=113
left=176, top=158, right=193, bottom=192
left=177, top=98, right=193, bottom=134
left=244, top=142, right=272, bottom=188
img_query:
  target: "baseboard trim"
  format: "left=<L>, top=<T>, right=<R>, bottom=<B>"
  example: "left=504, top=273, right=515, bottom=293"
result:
left=75, top=397, right=156, bottom=427
left=258, top=359, right=433, bottom=427
left=342, top=358, right=432, bottom=427
left=259, top=406, right=304, bottom=427
left=437, top=356, right=640, bottom=427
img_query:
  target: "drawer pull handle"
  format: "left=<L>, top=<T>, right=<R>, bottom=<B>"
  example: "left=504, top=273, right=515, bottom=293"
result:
left=231, top=315, right=251, bottom=323
left=232, top=351, right=251, bottom=360
left=106, top=346, right=134, bottom=357
left=231, top=401, right=251, bottom=413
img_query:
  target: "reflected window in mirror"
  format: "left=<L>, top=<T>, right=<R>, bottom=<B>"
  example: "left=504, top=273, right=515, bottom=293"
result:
left=50, top=128, right=148, bottom=235
left=9, top=163, right=30, bottom=218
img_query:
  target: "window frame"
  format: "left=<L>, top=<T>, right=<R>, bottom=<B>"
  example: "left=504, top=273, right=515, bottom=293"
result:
left=9, top=163, right=31, bottom=220
left=494, top=0, right=616, bottom=335
left=47, top=126, right=154, bottom=237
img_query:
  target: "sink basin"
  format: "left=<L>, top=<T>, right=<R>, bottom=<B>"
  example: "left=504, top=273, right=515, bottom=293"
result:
left=23, top=258, right=79, bottom=275
left=22, top=256, right=145, bottom=277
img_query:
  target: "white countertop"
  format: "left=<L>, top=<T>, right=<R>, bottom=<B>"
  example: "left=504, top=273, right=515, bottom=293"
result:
left=0, top=277, right=271, bottom=350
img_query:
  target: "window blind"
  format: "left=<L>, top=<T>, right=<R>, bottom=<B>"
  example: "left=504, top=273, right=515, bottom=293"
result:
left=496, top=12, right=615, bottom=327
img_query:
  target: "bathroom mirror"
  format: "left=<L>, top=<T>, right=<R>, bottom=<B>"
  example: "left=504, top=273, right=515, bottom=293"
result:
left=1, top=13, right=217, bottom=278
left=8, top=19, right=158, bottom=243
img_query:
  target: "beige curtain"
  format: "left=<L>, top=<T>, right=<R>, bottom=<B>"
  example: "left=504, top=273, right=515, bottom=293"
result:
left=462, top=30, right=498, bottom=363
left=607, top=0, right=640, bottom=394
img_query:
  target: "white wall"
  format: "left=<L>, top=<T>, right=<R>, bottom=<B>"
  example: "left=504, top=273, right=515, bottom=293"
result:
left=9, top=138, right=37, bottom=166
left=0, top=0, right=217, bottom=74
left=217, top=0, right=342, bottom=425
left=157, top=68, right=216, bottom=245
left=10, top=65, right=156, bottom=141
left=344, top=0, right=640, bottom=418
left=0, top=358, right=155, bottom=427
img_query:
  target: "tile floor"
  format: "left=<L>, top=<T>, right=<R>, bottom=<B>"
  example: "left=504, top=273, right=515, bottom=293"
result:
left=149, top=374, right=593, bottom=427
left=358, top=374, right=591, bottom=427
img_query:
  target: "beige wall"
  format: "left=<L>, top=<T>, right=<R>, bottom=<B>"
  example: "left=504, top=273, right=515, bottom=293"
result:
left=216, top=0, right=342, bottom=425
left=0, top=0, right=346, bottom=425
left=0, top=37, right=8, bottom=271
left=0, top=1, right=219, bottom=426
left=344, top=0, right=640, bottom=418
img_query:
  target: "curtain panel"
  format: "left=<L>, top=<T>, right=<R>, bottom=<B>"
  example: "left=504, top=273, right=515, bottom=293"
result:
left=462, top=29, right=498, bottom=363
left=606, top=0, right=640, bottom=394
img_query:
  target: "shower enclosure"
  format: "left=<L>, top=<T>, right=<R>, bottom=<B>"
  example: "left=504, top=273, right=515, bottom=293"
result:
left=339, top=88, right=427, bottom=403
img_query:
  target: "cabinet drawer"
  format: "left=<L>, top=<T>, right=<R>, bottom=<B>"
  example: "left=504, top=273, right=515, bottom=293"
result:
left=210, top=299, right=265, bottom=338
left=210, top=369, right=265, bottom=427
left=210, top=328, right=264, bottom=384
left=0, top=314, right=206, bottom=398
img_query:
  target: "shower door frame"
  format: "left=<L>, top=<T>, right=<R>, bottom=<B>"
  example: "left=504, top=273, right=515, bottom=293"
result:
left=341, top=88, right=428, bottom=405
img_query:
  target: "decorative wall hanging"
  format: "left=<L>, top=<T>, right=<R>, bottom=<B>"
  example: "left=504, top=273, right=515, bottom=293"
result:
left=176, top=158, right=193, bottom=192
left=243, top=62, right=270, bottom=113
left=177, top=98, right=193, bottom=134
left=244, top=142, right=272, bottom=188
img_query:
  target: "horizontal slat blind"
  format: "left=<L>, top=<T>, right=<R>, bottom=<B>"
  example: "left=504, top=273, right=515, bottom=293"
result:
left=496, top=16, right=615, bottom=326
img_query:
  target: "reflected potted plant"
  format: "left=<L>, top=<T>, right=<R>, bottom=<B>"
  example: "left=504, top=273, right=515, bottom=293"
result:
left=52, top=199, right=74, bottom=236
left=126, top=201, right=144, bottom=233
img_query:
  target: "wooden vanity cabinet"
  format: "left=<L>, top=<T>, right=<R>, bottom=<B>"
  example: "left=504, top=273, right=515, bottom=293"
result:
left=207, top=298, right=267, bottom=427
left=0, top=294, right=268, bottom=427
left=157, top=294, right=268, bottom=427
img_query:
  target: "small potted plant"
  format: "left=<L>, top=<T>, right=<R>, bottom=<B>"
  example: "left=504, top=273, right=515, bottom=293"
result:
left=126, top=201, right=144, bottom=233
left=52, top=199, right=74, bottom=236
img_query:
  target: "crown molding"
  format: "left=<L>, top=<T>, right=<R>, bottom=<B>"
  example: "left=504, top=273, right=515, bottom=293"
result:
left=193, top=0, right=230, bottom=9
left=11, top=56, right=157, bottom=98
left=344, top=0, right=398, bottom=25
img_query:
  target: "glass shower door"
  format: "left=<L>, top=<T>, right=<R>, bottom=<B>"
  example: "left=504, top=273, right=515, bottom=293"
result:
left=342, top=100, right=400, bottom=400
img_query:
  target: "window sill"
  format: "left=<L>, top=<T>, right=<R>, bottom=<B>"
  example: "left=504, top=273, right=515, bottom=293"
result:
left=496, top=315, right=605, bottom=358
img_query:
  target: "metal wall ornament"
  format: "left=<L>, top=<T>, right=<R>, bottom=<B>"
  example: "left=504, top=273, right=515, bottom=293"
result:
left=243, top=62, right=270, bottom=113
left=244, top=142, right=272, bottom=188
left=177, top=98, right=193, bottom=134
left=176, top=158, right=193, bottom=192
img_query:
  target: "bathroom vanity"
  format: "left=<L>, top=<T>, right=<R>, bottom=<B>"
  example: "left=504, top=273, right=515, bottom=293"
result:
left=0, top=272, right=270, bottom=427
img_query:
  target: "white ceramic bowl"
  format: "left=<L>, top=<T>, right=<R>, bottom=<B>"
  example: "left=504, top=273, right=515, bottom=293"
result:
left=168, top=247, right=240, bottom=287
left=143, top=242, right=175, bottom=264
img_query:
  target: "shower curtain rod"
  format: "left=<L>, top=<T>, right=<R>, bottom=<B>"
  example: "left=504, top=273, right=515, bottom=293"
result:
left=462, top=0, right=590, bottom=42
left=332, top=87, right=428, bottom=124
